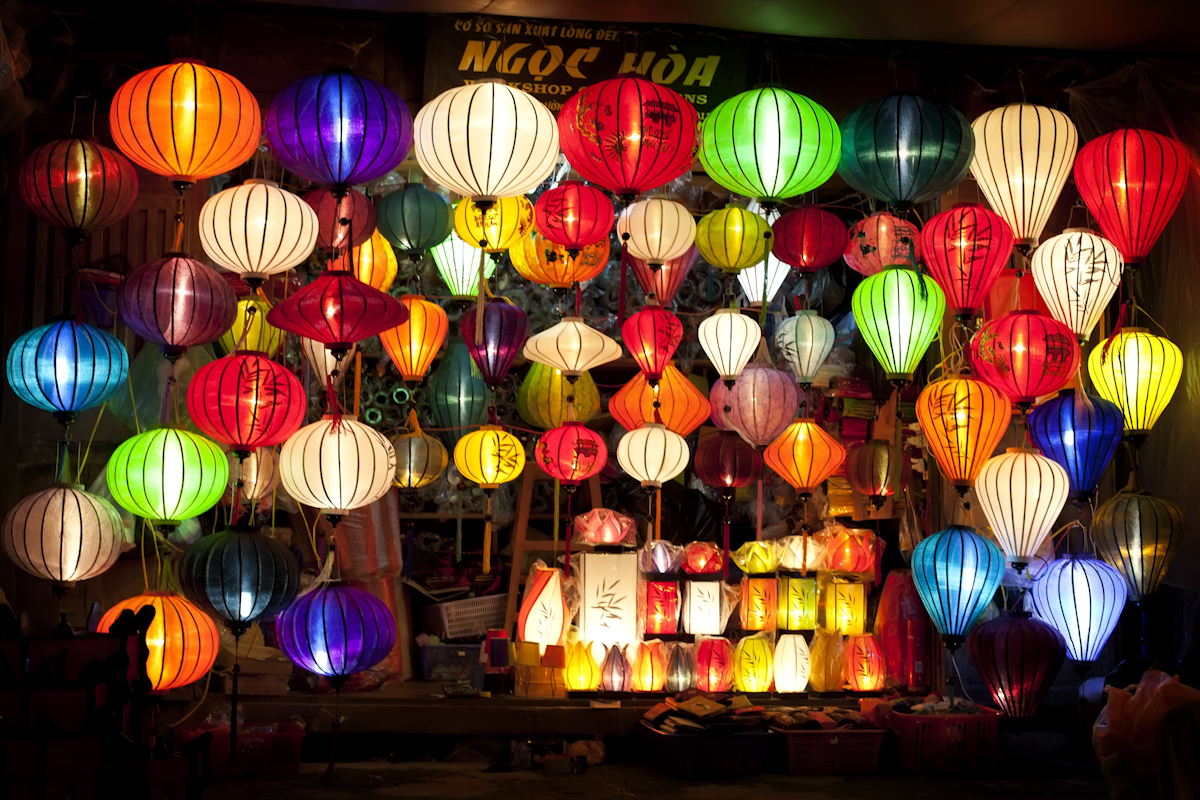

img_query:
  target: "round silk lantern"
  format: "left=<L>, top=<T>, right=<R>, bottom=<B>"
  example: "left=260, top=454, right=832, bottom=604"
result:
left=845, top=440, right=899, bottom=508
left=263, top=70, right=412, bottom=193
left=772, top=206, right=847, bottom=272
left=1074, top=128, right=1190, bottom=265
left=763, top=418, right=846, bottom=496
left=1028, top=389, right=1123, bottom=503
left=969, top=104, right=1078, bottom=249
left=969, top=310, right=1080, bottom=407
left=463, top=299, right=529, bottom=389
left=379, top=295, right=448, bottom=383
left=517, top=363, right=599, bottom=429
left=694, top=204, right=770, bottom=273
left=1030, top=555, right=1127, bottom=663
left=6, top=319, right=128, bottom=427
left=617, top=423, right=689, bottom=488
left=725, top=365, right=799, bottom=448
left=622, top=306, right=683, bottom=384
left=558, top=74, right=698, bottom=201
left=454, top=195, right=535, bottom=253
left=975, top=448, right=1069, bottom=568
left=431, top=229, right=496, bottom=298
left=375, top=184, right=454, bottom=260
left=536, top=422, right=607, bottom=488
left=266, top=269, right=407, bottom=358
left=107, top=427, right=228, bottom=528
left=275, top=584, right=395, bottom=688
left=776, top=311, right=835, bottom=385
left=218, top=296, right=284, bottom=358
left=695, top=431, right=763, bottom=493
left=844, top=212, right=920, bottom=277
left=618, top=198, right=697, bottom=267
left=534, top=180, right=614, bottom=255
left=300, top=337, right=355, bottom=391
left=733, top=636, right=774, bottom=693
left=186, top=352, right=306, bottom=457
left=851, top=266, right=945, bottom=383
left=608, top=365, right=709, bottom=437
left=19, top=138, right=137, bottom=246
left=119, top=255, right=238, bottom=358
left=774, top=634, right=812, bottom=693
left=1031, top=229, right=1123, bottom=343
left=523, top=317, right=622, bottom=377
left=698, top=308, right=760, bottom=386
left=110, top=60, right=260, bottom=188
left=428, top=337, right=488, bottom=451
left=98, top=592, right=219, bottom=691
left=968, top=611, right=1066, bottom=718
left=454, top=425, right=526, bottom=489
left=845, top=633, right=886, bottom=692
left=199, top=180, right=318, bottom=285
left=696, top=637, right=734, bottom=692
left=178, top=526, right=300, bottom=633
left=510, top=232, right=609, bottom=289
left=415, top=81, right=558, bottom=201
left=349, top=229, right=398, bottom=292
left=916, top=375, right=1011, bottom=490
left=280, top=415, right=395, bottom=516
left=911, top=526, right=1005, bottom=648
left=304, top=188, right=376, bottom=254
left=698, top=86, right=839, bottom=203
left=2, top=483, right=122, bottom=585
left=1092, top=491, right=1183, bottom=602
left=921, top=203, right=1015, bottom=319
left=630, top=245, right=697, bottom=306
left=1087, top=329, right=1181, bottom=439
left=391, top=410, right=449, bottom=490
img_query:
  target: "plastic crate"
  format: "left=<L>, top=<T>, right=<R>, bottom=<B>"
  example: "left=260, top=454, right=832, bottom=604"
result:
left=420, top=643, right=483, bottom=684
left=889, top=707, right=1001, bottom=772
left=420, top=593, right=507, bottom=640
left=772, top=727, right=885, bottom=774
left=639, top=720, right=770, bottom=779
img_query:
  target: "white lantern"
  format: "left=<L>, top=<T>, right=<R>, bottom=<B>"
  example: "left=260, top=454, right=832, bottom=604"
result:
left=1029, top=555, right=1127, bottom=663
left=682, top=581, right=725, bottom=635
left=1031, top=228, right=1123, bottom=342
left=2, top=485, right=123, bottom=584
left=617, top=423, right=689, bottom=488
left=300, top=336, right=356, bottom=389
left=616, top=198, right=696, bottom=266
left=579, top=552, right=639, bottom=652
left=776, top=311, right=835, bottom=385
left=279, top=415, right=396, bottom=516
left=413, top=80, right=559, bottom=201
left=199, top=179, right=318, bottom=284
left=228, top=447, right=281, bottom=505
left=523, top=317, right=621, bottom=377
left=738, top=202, right=790, bottom=306
left=431, top=231, right=497, bottom=299
left=969, top=104, right=1078, bottom=249
left=698, top=308, right=760, bottom=386
left=773, top=633, right=812, bottom=693
left=975, top=448, right=1069, bottom=568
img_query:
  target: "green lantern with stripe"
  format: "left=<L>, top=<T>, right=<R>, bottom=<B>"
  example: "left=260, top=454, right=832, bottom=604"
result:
left=851, top=266, right=945, bottom=384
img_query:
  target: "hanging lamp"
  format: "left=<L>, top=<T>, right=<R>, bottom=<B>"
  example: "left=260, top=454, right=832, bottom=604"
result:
left=911, top=526, right=1005, bottom=649
left=851, top=265, right=945, bottom=384
left=462, top=298, right=529, bottom=390
left=617, top=423, right=690, bottom=489
left=427, top=336, right=489, bottom=451
left=279, top=415, right=396, bottom=518
left=523, top=318, right=621, bottom=378
left=618, top=198, right=697, bottom=267
left=454, top=196, right=535, bottom=253
left=725, top=365, right=800, bottom=448
left=98, top=592, right=219, bottom=691
left=178, top=526, right=300, bottom=634
left=1027, top=389, right=1123, bottom=503
left=431, top=230, right=497, bottom=299
left=536, top=422, right=608, bottom=489
left=454, top=424, right=527, bottom=574
left=107, top=427, right=228, bottom=530
left=2, top=479, right=123, bottom=586
left=916, top=375, right=1011, bottom=491
left=775, top=311, right=835, bottom=385
left=375, top=184, right=454, bottom=261
left=19, top=138, right=138, bottom=247
left=119, top=255, right=238, bottom=359
left=304, top=188, right=376, bottom=255
left=771, top=206, right=848, bottom=272
left=1087, top=329, right=1181, bottom=441
left=763, top=418, right=846, bottom=498
left=630, top=245, right=697, bottom=306
left=968, top=611, right=1066, bottom=718
left=198, top=179, right=318, bottom=286
left=920, top=203, right=1015, bottom=319
left=844, top=212, right=921, bottom=277
left=299, top=337, right=356, bottom=391
left=348, top=229, right=399, bottom=292
left=698, top=309, right=760, bottom=387
left=186, top=352, right=307, bottom=458
left=975, top=448, right=1070, bottom=568
left=379, top=295, right=449, bottom=384
left=693, top=204, right=770, bottom=273
left=390, top=409, right=449, bottom=490
left=1031, top=229, right=1123, bottom=343
left=969, top=310, right=1080, bottom=409
left=1030, top=555, right=1127, bottom=664
left=1092, top=491, right=1183, bottom=602
left=509, top=231, right=609, bottom=289
left=844, top=440, right=900, bottom=509
left=622, top=306, right=683, bottom=385
left=608, top=364, right=710, bottom=437
left=534, top=180, right=614, bottom=256
left=218, top=293, right=284, bottom=358
left=275, top=584, right=396, bottom=688
left=266, top=269, right=407, bottom=359
left=517, top=363, right=600, bottom=430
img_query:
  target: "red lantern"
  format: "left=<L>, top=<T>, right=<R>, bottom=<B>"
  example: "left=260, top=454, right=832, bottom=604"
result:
left=621, top=306, right=682, bottom=385
left=695, top=637, right=734, bottom=692
left=772, top=206, right=848, bottom=272
left=187, top=352, right=306, bottom=457
left=534, top=180, right=614, bottom=256
left=266, top=269, right=407, bottom=357
left=844, top=212, right=920, bottom=276
left=304, top=188, right=377, bottom=254
left=644, top=582, right=681, bottom=636
left=557, top=74, right=699, bottom=201
left=535, top=422, right=607, bottom=488
left=630, top=245, right=697, bottom=306
left=967, top=610, right=1066, bottom=718
left=695, top=431, right=762, bottom=493
left=462, top=298, right=529, bottom=389
left=19, top=138, right=138, bottom=247
left=844, top=633, right=886, bottom=692
left=119, top=254, right=238, bottom=358
left=682, top=541, right=723, bottom=575
left=1073, top=128, right=1190, bottom=266
left=969, top=310, right=1080, bottom=408
left=921, top=203, right=1014, bottom=319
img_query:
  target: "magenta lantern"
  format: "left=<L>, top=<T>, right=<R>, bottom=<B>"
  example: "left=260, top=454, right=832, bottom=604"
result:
left=119, top=254, right=238, bottom=358
left=462, top=298, right=529, bottom=390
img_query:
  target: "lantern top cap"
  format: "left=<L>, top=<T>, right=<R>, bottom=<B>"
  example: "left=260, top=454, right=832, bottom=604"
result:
left=475, top=77, right=508, bottom=86
left=140, top=590, right=176, bottom=597
left=53, top=482, right=86, bottom=492
left=1062, top=227, right=1097, bottom=235
left=478, top=424, right=505, bottom=432
left=750, top=82, right=787, bottom=90
left=320, top=413, right=359, bottom=422
left=1117, top=327, right=1150, bottom=334
left=1005, top=447, right=1041, bottom=455
left=242, top=179, right=279, bottom=188
left=169, top=58, right=206, bottom=66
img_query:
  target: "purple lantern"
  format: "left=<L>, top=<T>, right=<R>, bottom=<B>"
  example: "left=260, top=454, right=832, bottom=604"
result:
left=725, top=365, right=799, bottom=447
left=275, top=584, right=395, bottom=689
left=264, top=70, right=414, bottom=194
left=709, top=379, right=732, bottom=431
left=462, top=299, right=529, bottom=390
left=968, top=610, right=1066, bottom=718
left=119, top=254, right=238, bottom=359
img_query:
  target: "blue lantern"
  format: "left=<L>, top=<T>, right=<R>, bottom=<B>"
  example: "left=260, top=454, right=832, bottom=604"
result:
left=1029, top=555, right=1127, bottom=664
left=911, top=526, right=1005, bottom=649
left=1028, top=389, right=1123, bottom=504
left=6, top=319, right=129, bottom=428
left=275, top=584, right=395, bottom=689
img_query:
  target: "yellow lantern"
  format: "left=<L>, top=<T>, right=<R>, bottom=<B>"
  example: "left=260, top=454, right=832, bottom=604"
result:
left=379, top=295, right=449, bottom=383
left=844, top=633, right=886, bottom=692
left=777, top=575, right=818, bottom=630
left=454, top=196, right=535, bottom=252
left=823, top=579, right=866, bottom=635
left=732, top=635, right=774, bottom=693
left=731, top=540, right=784, bottom=575
left=916, top=375, right=1011, bottom=491
left=390, top=410, right=448, bottom=490
left=631, top=641, right=666, bottom=692
left=217, top=295, right=283, bottom=357
left=695, top=204, right=771, bottom=273
left=1087, top=328, right=1182, bottom=439
left=808, top=629, right=846, bottom=692
left=564, top=640, right=601, bottom=691
left=454, top=424, right=526, bottom=574
left=510, top=232, right=610, bottom=289
left=349, top=228, right=399, bottom=292
left=517, top=363, right=600, bottom=429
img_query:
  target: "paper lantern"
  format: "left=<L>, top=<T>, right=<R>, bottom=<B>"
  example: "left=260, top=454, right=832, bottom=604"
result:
left=698, top=308, right=760, bottom=386
left=631, top=641, right=666, bottom=692
left=732, top=540, right=785, bottom=575
left=780, top=534, right=827, bottom=573
left=844, top=212, right=921, bottom=277
left=920, top=203, right=1014, bottom=319
left=199, top=180, right=318, bottom=285
left=693, top=205, right=770, bottom=273
left=275, top=584, right=395, bottom=687
left=694, top=431, right=762, bottom=493
left=827, top=529, right=875, bottom=574
left=641, top=539, right=683, bottom=575
left=573, top=508, right=636, bottom=547
left=608, top=365, right=709, bottom=436
left=98, top=592, right=219, bottom=691
left=824, top=581, right=867, bottom=636
left=599, top=645, right=631, bottom=691
left=415, top=81, right=558, bottom=200
left=851, top=266, right=945, bottom=383
left=186, top=352, right=306, bottom=457
left=229, top=447, right=279, bottom=505
left=428, top=336, right=489, bottom=451
left=665, top=644, right=696, bottom=692
left=558, top=74, right=697, bottom=200
left=740, top=577, right=778, bottom=632
left=683, top=581, right=726, bottom=636
left=375, top=184, right=454, bottom=260
left=616, top=423, right=689, bottom=488
left=348, top=229, right=398, bottom=292
left=777, top=576, right=818, bottom=631
left=263, top=70, right=412, bottom=193
left=390, top=410, right=448, bottom=491
left=579, top=552, right=639, bottom=649
left=764, top=418, right=846, bottom=496
left=696, top=637, right=734, bottom=692
left=517, top=363, right=600, bottom=430
left=975, top=448, right=1069, bottom=568
left=736, top=227, right=791, bottom=307
left=454, top=425, right=526, bottom=488
left=733, top=636, right=774, bottom=693
left=776, top=311, right=835, bottom=385
left=1074, top=128, right=1190, bottom=265
left=774, top=634, right=812, bottom=693
left=683, top=542, right=723, bottom=575
left=217, top=296, right=284, bottom=358
left=911, top=526, right=1005, bottom=648
left=280, top=415, right=395, bottom=515
left=1031, top=229, right=1123, bottom=342
left=510, top=231, right=609, bottom=289
left=564, top=641, right=602, bottom=691
left=845, top=441, right=899, bottom=508
left=266, top=269, right=407, bottom=357
left=535, top=422, right=607, bottom=488
left=1087, top=329, right=1182, bottom=438
left=299, top=337, right=356, bottom=391
left=1030, top=555, right=1127, bottom=663
left=844, top=634, right=886, bottom=692
left=19, top=138, right=137, bottom=246
left=969, top=311, right=1080, bottom=407
left=454, top=196, right=535, bottom=253
left=110, top=60, right=259, bottom=187
left=630, top=246, right=697, bottom=306
left=431, top=231, right=497, bottom=298
left=462, top=299, right=528, bottom=389
left=617, top=198, right=696, bottom=268
left=725, top=365, right=799, bottom=447
left=119, top=255, right=238, bottom=358
left=534, top=180, right=614, bottom=255
left=178, top=526, right=300, bottom=633
left=523, top=317, right=621, bottom=377
left=6, top=320, right=129, bottom=427
left=107, top=427, right=228, bottom=528
left=622, top=306, right=683, bottom=385
left=1092, top=491, right=1183, bottom=602
left=304, top=188, right=376, bottom=254
left=916, top=376, right=1011, bottom=490
left=1028, top=390, right=1123, bottom=503
left=968, top=611, right=1066, bottom=718
left=379, top=295, right=449, bottom=383
left=2, top=484, right=122, bottom=584
left=698, top=86, right=839, bottom=203
left=517, top=567, right=568, bottom=652
left=969, top=104, right=1077, bottom=249
left=644, top=581, right=681, bottom=636
left=771, top=206, right=848, bottom=272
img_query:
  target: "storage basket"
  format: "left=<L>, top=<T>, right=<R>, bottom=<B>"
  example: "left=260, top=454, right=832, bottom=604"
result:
left=419, top=593, right=507, bottom=640
left=773, top=727, right=885, bottom=774
left=420, top=643, right=483, bottom=683
left=889, top=706, right=1001, bottom=772
left=639, top=720, right=769, bottom=779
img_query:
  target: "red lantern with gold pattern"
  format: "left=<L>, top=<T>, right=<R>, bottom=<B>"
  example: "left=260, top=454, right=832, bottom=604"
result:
left=622, top=306, right=683, bottom=385
left=921, top=203, right=1014, bottom=319
left=969, top=310, right=1080, bottom=408
left=535, top=422, right=607, bottom=489
left=844, top=633, right=886, bottom=692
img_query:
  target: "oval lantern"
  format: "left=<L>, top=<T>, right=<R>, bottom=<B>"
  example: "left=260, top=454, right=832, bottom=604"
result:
left=695, top=637, right=734, bottom=692
left=694, top=204, right=770, bottom=273
left=763, top=418, right=846, bottom=497
left=695, top=431, right=762, bottom=493
left=186, top=352, right=307, bottom=457
left=454, top=195, right=535, bottom=253
left=622, top=305, right=683, bottom=384
left=454, top=425, right=526, bottom=489
left=920, top=203, right=1014, bottom=319
left=1030, top=555, right=1127, bottom=663
left=618, top=198, right=697, bottom=267
left=1031, top=229, right=1123, bottom=343
left=617, top=423, right=689, bottom=488
left=844, top=212, right=921, bottom=277
left=19, top=138, right=137, bottom=246
left=534, top=180, right=614, bottom=255
left=391, top=409, right=449, bottom=491
left=1027, top=389, right=1123, bottom=504
left=536, top=422, right=607, bottom=488
left=733, top=635, right=774, bottom=693
left=969, top=310, right=1080, bottom=408
left=304, top=188, right=376, bottom=254
left=462, top=299, right=529, bottom=389
left=428, top=336, right=489, bottom=451
left=119, top=255, right=238, bottom=358
left=916, top=376, right=1011, bottom=491
left=851, top=266, right=945, bottom=383
left=774, top=634, right=812, bottom=693
left=432, top=229, right=496, bottom=298
left=967, top=611, right=1066, bottom=718
left=630, top=246, right=697, bottom=306
left=2, top=484, right=123, bottom=584
left=510, top=232, right=610, bottom=289
left=911, top=525, right=1005, bottom=649
left=776, top=311, right=835, bottom=385
left=975, top=448, right=1070, bottom=568
left=349, top=229, right=398, bottom=292
left=698, top=308, right=760, bottom=386
left=517, top=363, right=600, bottom=430
left=771, top=206, right=847, bottom=272
left=379, top=295, right=449, bottom=383
left=107, top=427, right=229, bottom=528
left=609, top=365, right=709, bottom=437
left=845, top=633, right=886, bottom=692
left=523, top=318, right=622, bottom=377
left=178, top=526, right=300, bottom=633
left=376, top=184, right=454, bottom=261
left=266, top=269, right=408, bottom=358
left=1087, top=328, right=1182, bottom=440
left=845, top=440, right=899, bottom=509
left=275, top=584, right=395, bottom=688
left=97, top=592, right=219, bottom=691
left=725, top=365, right=799, bottom=447
left=1092, top=491, right=1183, bottom=602
left=198, top=179, right=318, bottom=285
left=280, top=415, right=395, bottom=516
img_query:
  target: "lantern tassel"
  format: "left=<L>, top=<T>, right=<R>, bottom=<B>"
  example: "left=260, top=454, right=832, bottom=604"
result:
left=756, top=478, right=763, bottom=542
left=325, top=375, right=342, bottom=427
left=617, top=237, right=629, bottom=326
left=483, top=491, right=493, bottom=575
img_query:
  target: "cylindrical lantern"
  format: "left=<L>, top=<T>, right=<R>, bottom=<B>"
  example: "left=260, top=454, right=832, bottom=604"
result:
left=763, top=418, right=847, bottom=496
left=616, top=423, right=689, bottom=488
left=516, top=566, right=568, bottom=652
left=98, top=592, right=219, bottom=691
left=630, top=246, right=697, bottom=306
left=454, top=196, right=535, bottom=253
left=739, top=577, right=778, bottom=632
left=186, top=352, right=306, bottom=457
left=19, top=138, right=137, bottom=246
left=523, top=317, right=622, bottom=377
left=428, top=336, right=489, bottom=451
left=379, top=295, right=449, bottom=383
left=911, top=526, right=1005, bottom=648
left=2, top=484, right=123, bottom=584
left=178, top=526, right=300, bottom=633
left=376, top=184, right=454, bottom=260
left=349, top=229, right=399, bottom=292
left=266, top=269, right=408, bottom=357
left=725, top=365, right=799, bottom=447
left=975, top=448, right=1069, bottom=568
left=694, top=431, right=762, bottom=492
left=534, top=180, right=614, bottom=255
left=695, top=637, right=734, bottom=692
left=851, top=266, right=945, bottom=383
left=618, top=198, right=697, bottom=267
left=644, top=581, right=681, bottom=637
left=535, top=422, right=607, bottom=488
left=391, top=410, right=449, bottom=491
left=916, top=375, right=1011, bottom=490
left=564, top=640, right=601, bottom=691
left=844, top=213, right=921, bottom=277
left=1031, top=229, right=1123, bottom=342
left=733, top=636, right=774, bottom=693
left=463, top=298, right=529, bottom=388
left=698, top=308, right=760, bottom=386
left=844, top=633, right=886, bottom=692
left=968, top=611, right=1066, bottom=718
left=199, top=180, right=318, bottom=284
left=517, top=363, right=600, bottom=430
left=1092, top=491, right=1183, bottom=602
left=280, top=416, right=396, bottom=514
left=771, top=206, right=848, bottom=272
left=774, top=634, right=812, bottom=693
left=920, top=203, right=1014, bottom=319
left=305, top=188, right=376, bottom=254
left=275, top=584, right=396, bottom=687
left=1030, top=555, right=1127, bottom=663
left=969, top=310, right=1080, bottom=407
left=510, top=231, right=609, bottom=289
left=1028, top=389, right=1123, bottom=503
left=609, top=365, right=709, bottom=437
left=622, top=306, right=683, bottom=384
left=107, top=427, right=228, bottom=528
left=845, top=441, right=899, bottom=509
left=693, top=205, right=770, bottom=273
left=777, top=576, right=818, bottom=631
left=119, top=255, right=238, bottom=357
left=631, top=641, right=666, bottom=692
left=6, top=320, right=128, bottom=426
left=432, top=231, right=496, bottom=298
left=824, top=580, right=867, bottom=636
left=776, top=311, right=835, bottom=385
left=1087, top=329, right=1182, bottom=438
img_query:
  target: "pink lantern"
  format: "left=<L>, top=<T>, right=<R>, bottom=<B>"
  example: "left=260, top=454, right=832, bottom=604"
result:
left=844, top=212, right=921, bottom=277
left=709, top=380, right=732, bottom=431
left=573, top=508, right=636, bottom=547
left=724, top=365, right=799, bottom=447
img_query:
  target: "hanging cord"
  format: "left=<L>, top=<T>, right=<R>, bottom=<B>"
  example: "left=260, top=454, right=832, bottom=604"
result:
left=617, top=234, right=630, bottom=326
left=721, top=492, right=732, bottom=580
left=756, top=478, right=764, bottom=542
left=75, top=402, right=106, bottom=483
left=482, top=489, right=494, bottom=575
left=159, top=363, right=178, bottom=427
left=655, top=487, right=662, bottom=541
left=563, top=492, right=573, bottom=577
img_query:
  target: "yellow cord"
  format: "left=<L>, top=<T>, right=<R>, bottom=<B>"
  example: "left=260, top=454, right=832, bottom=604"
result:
left=160, top=672, right=212, bottom=727
left=76, top=401, right=106, bottom=483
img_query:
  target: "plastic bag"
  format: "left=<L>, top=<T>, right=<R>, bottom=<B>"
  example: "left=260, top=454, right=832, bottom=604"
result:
left=809, top=629, right=846, bottom=692
left=1093, top=669, right=1200, bottom=791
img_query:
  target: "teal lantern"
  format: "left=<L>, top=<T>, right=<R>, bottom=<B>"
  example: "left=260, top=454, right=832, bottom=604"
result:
left=912, top=526, right=1005, bottom=650
left=376, top=184, right=454, bottom=262
left=427, top=335, right=489, bottom=451
left=698, top=86, right=840, bottom=205
left=837, top=93, right=974, bottom=207
left=107, top=427, right=228, bottom=529
left=851, top=266, right=945, bottom=383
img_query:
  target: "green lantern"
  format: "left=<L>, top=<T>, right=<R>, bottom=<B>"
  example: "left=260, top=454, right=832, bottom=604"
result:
left=851, top=266, right=946, bottom=383
left=431, top=229, right=496, bottom=299
left=427, top=335, right=489, bottom=451
left=516, top=363, right=600, bottom=429
left=376, top=184, right=454, bottom=261
left=695, top=205, right=772, bottom=274
left=106, top=426, right=228, bottom=528
left=698, top=86, right=841, bottom=204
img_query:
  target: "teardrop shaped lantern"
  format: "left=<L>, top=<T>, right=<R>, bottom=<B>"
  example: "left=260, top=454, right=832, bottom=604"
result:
left=509, top=231, right=610, bottom=289
left=916, top=375, right=1011, bottom=491
left=1092, top=491, right=1183, bottom=602
left=844, top=212, right=921, bottom=277
left=695, top=203, right=772, bottom=274
left=851, top=266, right=945, bottom=383
left=967, top=611, right=1066, bottom=718
left=1030, top=555, right=1127, bottom=663
left=107, top=427, right=229, bottom=529
left=98, top=592, right=219, bottom=691
left=617, top=423, right=689, bottom=488
left=725, top=365, right=800, bottom=448
left=975, top=448, right=1070, bottom=568
left=19, top=138, right=137, bottom=246
left=622, top=306, right=683, bottom=385
left=534, top=180, right=614, bottom=255
left=1027, top=389, right=1123, bottom=503
left=969, top=310, right=1080, bottom=408
left=518, top=567, right=569, bottom=654
left=2, top=483, right=123, bottom=584
left=300, top=337, right=356, bottom=390
left=431, top=229, right=497, bottom=298
left=630, top=246, right=697, bottom=306
left=186, top=352, right=307, bottom=457
left=178, top=526, right=300, bottom=633
left=775, top=311, right=835, bottom=385
left=536, top=422, right=607, bottom=488
left=771, top=206, right=848, bottom=272
left=376, top=184, right=454, bottom=261
left=119, top=255, right=239, bottom=358
left=763, top=418, right=847, bottom=497
left=379, top=295, right=449, bottom=384
left=199, top=180, right=318, bottom=285
left=304, top=188, right=377, bottom=254
left=1074, top=128, right=1190, bottom=266
left=911, top=526, right=1005, bottom=649
left=218, top=295, right=284, bottom=357
left=428, top=336, right=489, bottom=451
left=523, top=317, right=622, bottom=378
left=920, top=203, right=1015, bottom=319
left=774, top=634, right=812, bottom=693
left=349, top=229, right=399, bottom=292
left=454, top=196, right=535, bottom=253
left=695, top=431, right=762, bottom=492
left=736, top=211, right=792, bottom=308
left=698, top=85, right=839, bottom=203
left=609, top=364, right=710, bottom=436
left=733, top=635, right=774, bottom=693
left=1087, top=328, right=1182, bottom=439
left=390, top=409, right=449, bottom=490
left=266, top=269, right=408, bottom=358
left=698, top=308, right=760, bottom=386
left=845, top=440, right=899, bottom=509
left=1031, top=229, right=1123, bottom=343
left=618, top=198, right=697, bottom=267
left=275, top=584, right=396, bottom=688
left=517, top=364, right=599, bottom=430
left=463, top=299, right=529, bottom=389
left=280, top=415, right=396, bottom=515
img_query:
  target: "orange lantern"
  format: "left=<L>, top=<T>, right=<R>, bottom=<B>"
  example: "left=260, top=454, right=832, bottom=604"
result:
left=608, top=363, right=709, bottom=436
left=380, top=295, right=449, bottom=383
left=564, top=640, right=601, bottom=691
left=916, top=375, right=1011, bottom=491
left=740, top=577, right=778, bottom=632
left=827, top=528, right=876, bottom=574
left=348, top=228, right=399, bottom=292
left=644, top=581, right=681, bottom=636
left=631, top=641, right=667, bottom=691
left=764, top=418, right=846, bottom=498
left=97, top=592, right=219, bottom=692
left=509, top=231, right=610, bottom=289
left=844, top=633, right=886, bottom=692
left=516, top=566, right=569, bottom=654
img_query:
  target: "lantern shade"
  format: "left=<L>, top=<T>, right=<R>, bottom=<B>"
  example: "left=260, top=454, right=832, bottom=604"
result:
left=630, top=246, right=697, bottom=306
left=1087, top=329, right=1182, bottom=437
left=6, top=320, right=129, bottom=424
left=199, top=180, right=318, bottom=282
left=573, top=508, right=636, bottom=547
left=732, top=541, right=785, bottom=575
left=415, top=81, right=559, bottom=200
left=911, top=526, right=1005, bottom=646
left=517, top=363, right=600, bottom=430
left=523, top=317, right=621, bottom=377
left=844, top=633, right=886, bottom=692
left=694, top=205, right=770, bottom=273
left=726, top=366, right=799, bottom=448
left=733, top=635, right=774, bottom=692
left=920, top=203, right=1014, bottom=318
left=1030, top=555, right=1127, bottom=663
left=1027, top=389, right=1123, bottom=503
left=618, top=198, right=697, bottom=267
left=119, top=255, right=239, bottom=356
left=968, top=611, right=1066, bottom=718
left=845, top=440, right=899, bottom=508
left=178, top=526, right=300, bottom=632
left=698, top=308, right=760, bottom=385
left=851, top=266, right=945, bottom=383
left=683, top=542, right=723, bottom=574
left=263, top=70, right=413, bottom=192
left=824, top=581, right=867, bottom=636
left=644, top=581, right=681, bottom=636
left=510, top=232, right=609, bottom=289
left=664, top=643, right=696, bottom=692
left=774, top=634, right=812, bottom=693
left=579, top=552, right=639, bottom=648
left=279, top=415, right=396, bottom=514
left=740, top=578, right=778, bottom=633
left=454, top=196, right=535, bottom=253
left=916, top=376, right=1011, bottom=489
left=376, top=184, right=454, bottom=259
left=107, top=427, right=229, bottom=527
left=975, top=448, right=1069, bottom=567
left=764, top=418, right=846, bottom=495
left=186, top=352, right=306, bottom=455
left=564, top=640, right=601, bottom=691
left=432, top=231, right=497, bottom=298
left=780, top=534, right=826, bottom=573
left=275, top=584, right=396, bottom=686
left=622, top=306, right=682, bottom=384
left=695, top=637, right=734, bottom=692
left=777, top=576, right=818, bottom=631
left=1092, top=491, right=1183, bottom=602
left=695, top=431, right=762, bottom=491
left=534, top=180, right=614, bottom=252
left=1031, top=229, right=1123, bottom=342
left=599, top=645, right=632, bottom=691
left=463, top=299, right=529, bottom=388
left=516, top=567, right=568, bottom=651
left=109, top=60, right=260, bottom=185
left=349, top=229, right=399, bottom=292
left=98, top=592, right=219, bottom=692
left=218, top=296, right=284, bottom=358
left=305, top=188, right=377, bottom=254
left=266, top=270, right=408, bottom=355
left=379, top=295, right=449, bottom=383
left=736, top=244, right=791, bottom=307
left=969, top=311, right=1080, bottom=406
left=844, top=213, right=921, bottom=277
left=454, top=425, right=526, bottom=488
left=390, top=409, right=448, bottom=490
left=19, top=138, right=137, bottom=245
left=631, top=641, right=667, bottom=691
left=776, top=311, right=835, bottom=384
left=610, top=365, right=710, bottom=437
left=428, top=336, right=489, bottom=451
left=771, top=206, right=848, bottom=272
left=535, top=422, right=607, bottom=487
left=2, top=485, right=123, bottom=584
left=617, top=423, right=689, bottom=488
